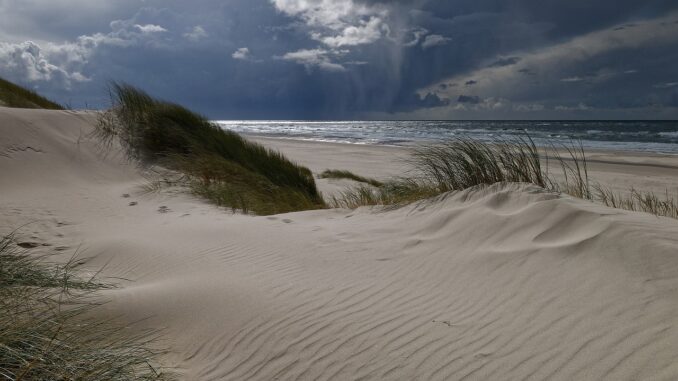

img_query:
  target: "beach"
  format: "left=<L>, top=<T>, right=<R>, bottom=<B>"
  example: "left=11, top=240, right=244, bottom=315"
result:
left=3, top=107, right=678, bottom=380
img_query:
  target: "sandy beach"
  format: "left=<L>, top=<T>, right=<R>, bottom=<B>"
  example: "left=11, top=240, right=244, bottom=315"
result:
left=3, top=107, right=678, bottom=380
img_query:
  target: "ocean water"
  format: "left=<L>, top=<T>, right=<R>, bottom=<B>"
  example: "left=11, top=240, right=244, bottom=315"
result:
left=215, top=120, right=678, bottom=154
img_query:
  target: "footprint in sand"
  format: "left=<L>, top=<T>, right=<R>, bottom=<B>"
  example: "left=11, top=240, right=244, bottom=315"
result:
left=17, top=242, right=40, bottom=249
left=129, top=201, right=138, bottom=206
left=282, top=219, right=293, bottom=224
left=158, top=206, right=171, bottom=213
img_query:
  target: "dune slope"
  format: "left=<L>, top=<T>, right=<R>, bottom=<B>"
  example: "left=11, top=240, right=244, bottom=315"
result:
left=2, top=107, right=678, bottom=380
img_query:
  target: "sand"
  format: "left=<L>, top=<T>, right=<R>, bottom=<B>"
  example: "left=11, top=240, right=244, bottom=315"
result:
left=2, top=107, right=678, bottom=380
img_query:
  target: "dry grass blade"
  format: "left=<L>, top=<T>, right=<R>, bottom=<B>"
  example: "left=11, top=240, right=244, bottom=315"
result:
left=319, top=169, right=383, bottom=187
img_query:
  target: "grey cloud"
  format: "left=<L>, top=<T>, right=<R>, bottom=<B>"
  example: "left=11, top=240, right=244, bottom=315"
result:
left=488, top=56, right=521, bottom=67
left=421, top=34, right=450, bottom=49
left=276, top=48, right=347, bottom=72
left=457, top=95, right=481, bottom=104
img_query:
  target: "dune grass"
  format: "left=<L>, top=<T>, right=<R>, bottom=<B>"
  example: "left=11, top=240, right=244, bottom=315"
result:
left=319, top=169, right=384, bottom=187
left=408, top=136, right=550, bottom=192
left=330, top=136, right=678, bottom=220
left=595, top=185, right=678, bottom=219
left=0, top=232, right=172, bottom=380
left=0, top=77, right=63, bottom=110
left=330, top=179, right=439, bottom=209
left=97, top=83, right=324, bottom=215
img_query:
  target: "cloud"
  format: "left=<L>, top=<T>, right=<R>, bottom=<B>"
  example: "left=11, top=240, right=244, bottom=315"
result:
left=0, top=12, right=175, bottom=87
left=561, top=76, right=584, bottom=83
left=232, top=47, right=251, bottom=60
left=2, top=1, right=678, bottom=119
left=654, top=82, right=678, bottom=89
left=457, top=95, right=480, bottom=104
left=184, top=26, right=208, bottom=41
left=421, top=34, right=451, bottom=49
left=277, top=48, right=346, bottom=72
left=488, top=56, right=521, bottom=68
left=0, top=41, right=89, bottom=86
left=420, top=11, right=678, bottom=112
left=317, top=16, right=386, bottom=47
left=134, top=24, right=167, bottom=34
left=404, top=28, right=429, bottom=47
left=271, top=0, right=389, bottom=48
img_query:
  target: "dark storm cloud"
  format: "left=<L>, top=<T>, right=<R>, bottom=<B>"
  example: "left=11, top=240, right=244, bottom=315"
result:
left=488, top=57, right=521, bottom=68
left=457, top=95, right=481, bottom=104
left=1, top=0, right=677, bottom=119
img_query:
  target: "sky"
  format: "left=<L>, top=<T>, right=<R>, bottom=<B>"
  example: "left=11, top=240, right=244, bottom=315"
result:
left=1, top=0, right=677, bottom=120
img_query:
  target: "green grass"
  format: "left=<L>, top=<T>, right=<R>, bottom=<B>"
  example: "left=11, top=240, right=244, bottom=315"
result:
left=319, top=169, right=383, bottom=187
left=330, top=136, right=678, bottom=220
left=329, top=179, right=439, bottom=209
left=97, top=83, right=324, bottom=215
left=0, top=232, right=172, bottom=380
left=0, top=77, right=63, bottom=110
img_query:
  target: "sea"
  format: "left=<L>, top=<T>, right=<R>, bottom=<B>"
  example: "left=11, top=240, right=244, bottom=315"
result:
left=215, top=120, right=678, bottom=154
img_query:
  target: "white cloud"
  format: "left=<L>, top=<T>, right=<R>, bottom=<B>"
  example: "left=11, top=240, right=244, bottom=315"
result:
left=232, top=47, right=251, bottom=60
left=0, top=41, right=90, bottom=87
left=0, top=15, right=172, bottom=87
left=271, top=0, right=393, bottom=71
left=561, top=76, right=584, bottom=83
left=134, top=24, right=167, bottom=34
left=317, top=16, right=386, bottom=47
left=184, top=26, right=208, bottom=41
left=421, top=34, right=451, bottom=49
left=271, top=0, right=389, bottom=49
left=277, top=48, right=346, bottom=72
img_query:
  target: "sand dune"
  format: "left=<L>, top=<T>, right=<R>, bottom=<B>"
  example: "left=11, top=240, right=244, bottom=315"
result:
left=2, top=107, right=678, bottom=380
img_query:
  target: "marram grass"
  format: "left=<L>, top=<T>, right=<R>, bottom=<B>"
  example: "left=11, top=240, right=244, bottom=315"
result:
left=331, top=136, right=678, bottom=220
left=97, top=83, right=324, bottom=215
left=0, top=77, right=63, bottom=110
left=0, top=232, right=173, bottom=381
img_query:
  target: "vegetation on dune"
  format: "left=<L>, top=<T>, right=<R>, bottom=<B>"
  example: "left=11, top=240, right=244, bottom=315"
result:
left=330, top=136, right=678, bottom=220
left=0, top=232, right=172, bottom=380
left=594, top=185, right=678, bottom=219
left=0, top=77, right=63, bottom=110
left=97, top=83, right=324, bottom=215
left=319, top=169, right=384, bottom=187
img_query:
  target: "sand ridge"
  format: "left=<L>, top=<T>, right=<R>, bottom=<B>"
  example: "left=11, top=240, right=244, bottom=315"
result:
left=2, top=107, right=678, bottom=380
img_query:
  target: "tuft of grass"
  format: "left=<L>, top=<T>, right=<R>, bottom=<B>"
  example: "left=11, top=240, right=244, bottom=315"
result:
left=97, top=83, right=324, bottom=215
left=0, top=77, right=64, bottom=110
left=595, top=185, right=678, bottom=219
left=408, top=136, right=550, bottom=193
left=329, top=179, right=438, bottom=209
left=0, top=232, right=172, bottom=381
left=550, top=141, right=591, bottom=200
left=330, top=136, right=678, bottom=220
left=319, top=169, right=384, bottom=187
